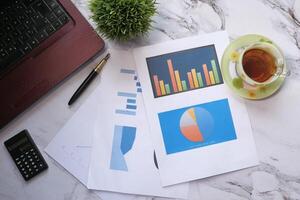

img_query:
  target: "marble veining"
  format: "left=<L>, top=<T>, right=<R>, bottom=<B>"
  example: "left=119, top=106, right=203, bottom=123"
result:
left=1, top=0, right=300, bottom=200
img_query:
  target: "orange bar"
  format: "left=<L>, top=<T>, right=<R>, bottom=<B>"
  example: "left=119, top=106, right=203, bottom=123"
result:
left=202, top=64, right=211, bottom=85
left=167, top=59, right=178, bottom=93
left=153, top=75, right=162, bottom=96
left=187, top=72, right=195, bottom=89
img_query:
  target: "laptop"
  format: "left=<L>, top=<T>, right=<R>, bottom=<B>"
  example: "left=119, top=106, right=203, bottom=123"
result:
left=0, top=0, right=105, bottom=128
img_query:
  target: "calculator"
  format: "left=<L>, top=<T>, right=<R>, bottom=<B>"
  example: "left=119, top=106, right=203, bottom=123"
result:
left=4, top=130, right=48, bottom=181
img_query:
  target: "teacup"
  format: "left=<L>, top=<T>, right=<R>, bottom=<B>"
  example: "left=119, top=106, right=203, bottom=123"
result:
left=236, top=42, right=287, bottom=86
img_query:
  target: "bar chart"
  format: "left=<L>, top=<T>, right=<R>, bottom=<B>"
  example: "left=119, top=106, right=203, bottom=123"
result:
left=146, top=45, right=223, bottom=98
left=115, top=68, right=142, bottom=116
left=115, top=92, right=137, bottom=116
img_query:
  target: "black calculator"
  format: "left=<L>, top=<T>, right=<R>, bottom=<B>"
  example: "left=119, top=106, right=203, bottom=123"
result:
left=4, top=130, right=48, bottom=181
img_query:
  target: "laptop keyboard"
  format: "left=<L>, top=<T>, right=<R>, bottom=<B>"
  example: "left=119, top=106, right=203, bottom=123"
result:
left=0, top=0, right=70, bottom=73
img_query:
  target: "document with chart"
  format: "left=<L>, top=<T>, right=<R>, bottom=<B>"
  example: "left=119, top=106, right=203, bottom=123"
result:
left=133, top=31, right=259, bottom=186
left=87, top=50, right=188, bottom=199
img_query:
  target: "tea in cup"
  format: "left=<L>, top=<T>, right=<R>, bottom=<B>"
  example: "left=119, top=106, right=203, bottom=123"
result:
left=236, top=42, right=286, bottom=86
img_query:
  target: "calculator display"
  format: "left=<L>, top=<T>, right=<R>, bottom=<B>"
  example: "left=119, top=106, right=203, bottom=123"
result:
left=7, top=137, right=28, bottom=151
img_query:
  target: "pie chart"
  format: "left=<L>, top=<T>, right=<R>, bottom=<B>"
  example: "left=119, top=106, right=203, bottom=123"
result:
left=179, top=107, right=214, bottom=142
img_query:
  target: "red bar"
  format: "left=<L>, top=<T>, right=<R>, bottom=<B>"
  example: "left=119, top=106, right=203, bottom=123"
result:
left=153, top=75, right=162, bottom=96
left=167, top=59, right=178, bottom=93
left=187, top=72, right=195, bottom=89
left=202, top=64, right=211, bottom=85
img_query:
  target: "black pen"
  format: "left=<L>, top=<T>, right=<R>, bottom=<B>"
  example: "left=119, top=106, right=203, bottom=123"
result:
left=68, top=53, right=110, bottom=106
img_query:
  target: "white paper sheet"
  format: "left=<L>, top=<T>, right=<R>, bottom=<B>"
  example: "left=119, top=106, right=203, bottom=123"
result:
left=44, top=65, right=140, bottom=200
left=133, top=31, right=259, bottom=186
left=87, top=49, right=189, bottom=199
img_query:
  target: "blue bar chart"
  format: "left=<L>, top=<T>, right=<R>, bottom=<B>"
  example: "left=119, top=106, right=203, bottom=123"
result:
left=146, top=45, right=223, bottom=98
left=115, top=68, right=142, bottom=116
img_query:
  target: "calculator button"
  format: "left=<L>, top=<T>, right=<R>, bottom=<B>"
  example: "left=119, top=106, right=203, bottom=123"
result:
left=24, top=161, right=28, bottom=165
left=25, top=175, right=29, bottom=178
left=30, top=149, right=34, bottom=152
left=17, top=161, right=21, bottom=165
left=29, top=158, right=33, bottom=161
left=15, top=157, right=20, bottom=161
left=39, top=164, right=43, bottom=167
left=33, top=165, right=37, bottom=168
left=26, top=165, right=30, bottom=168
left=35, top=168, right=39, bottom=172
left=20, top=155, right=24, bottom=158
left=25, top=151, right=29, bottom=155
left=21, top=168, right=25, bottom=171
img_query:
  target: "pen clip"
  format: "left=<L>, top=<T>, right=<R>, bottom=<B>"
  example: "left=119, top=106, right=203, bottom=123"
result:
left=95, top=53, right=110, bottom=73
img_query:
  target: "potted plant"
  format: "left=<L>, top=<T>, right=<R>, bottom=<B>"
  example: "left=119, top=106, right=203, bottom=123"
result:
left=89, top=0, right=156, bottom=41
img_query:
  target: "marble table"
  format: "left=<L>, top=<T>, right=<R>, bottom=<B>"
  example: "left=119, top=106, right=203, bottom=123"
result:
left=1, top=0, right=300, bottom=199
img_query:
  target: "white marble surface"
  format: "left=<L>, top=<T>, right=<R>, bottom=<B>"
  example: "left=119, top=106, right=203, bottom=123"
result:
left=1, top=0, right=300, bottom=199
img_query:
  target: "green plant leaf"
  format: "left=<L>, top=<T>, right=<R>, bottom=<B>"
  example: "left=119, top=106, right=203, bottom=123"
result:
left=89, top=0, right=157, bottom=41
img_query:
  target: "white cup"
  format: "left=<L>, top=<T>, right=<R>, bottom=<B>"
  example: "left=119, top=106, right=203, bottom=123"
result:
left=236, top=42, right=286, bottom=86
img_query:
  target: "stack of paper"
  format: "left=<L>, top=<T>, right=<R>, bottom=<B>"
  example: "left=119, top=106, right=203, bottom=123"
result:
left=45, top=31, right=258, bottom=199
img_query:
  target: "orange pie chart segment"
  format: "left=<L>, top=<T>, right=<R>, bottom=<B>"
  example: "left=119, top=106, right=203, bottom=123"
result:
left=179, top=108, right=204, bottom=142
